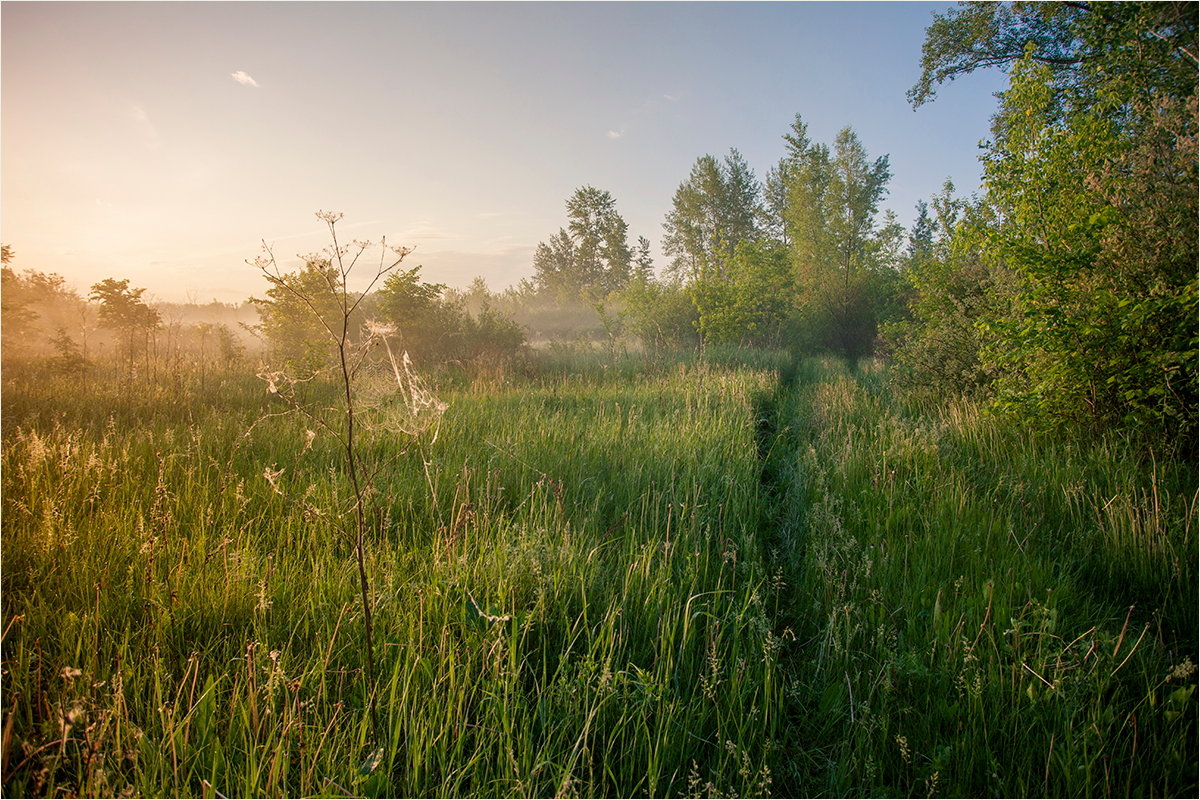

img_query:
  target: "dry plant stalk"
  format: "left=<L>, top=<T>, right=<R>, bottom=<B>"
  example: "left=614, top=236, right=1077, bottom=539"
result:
left=249, top=211, right=441, bottom=744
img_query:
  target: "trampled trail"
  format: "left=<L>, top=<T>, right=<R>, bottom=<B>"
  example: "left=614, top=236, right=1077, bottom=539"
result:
left=749, top=357, right=1197, bottom=797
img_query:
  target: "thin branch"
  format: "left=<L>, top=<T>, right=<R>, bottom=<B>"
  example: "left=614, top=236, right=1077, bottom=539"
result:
left=1147, top=26, right=1199, bottom=64
left=346, top=246, right=414, bottom=318
left=326, top=216, right=349, bottom=308
left=345, top=242, right=368, bottom=285
left=256, top=242, right=340, bottom=344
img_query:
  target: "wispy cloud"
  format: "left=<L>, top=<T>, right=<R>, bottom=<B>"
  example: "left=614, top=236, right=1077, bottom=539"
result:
left=610, top=93, right=680, bottom=138
left=231, top=70, right=260, bottom=87
left=129, top=104, right=159, bottom=145
left=392, top=218, right=456, bottom=242
left=398, top=226, right=453, bottom=241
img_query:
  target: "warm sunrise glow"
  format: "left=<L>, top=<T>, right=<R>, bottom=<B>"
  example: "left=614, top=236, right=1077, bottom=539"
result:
left=1, top=1, right=1005, bottom=304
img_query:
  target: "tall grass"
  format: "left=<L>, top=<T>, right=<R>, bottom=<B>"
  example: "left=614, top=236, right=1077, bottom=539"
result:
left=3, top=352, right=1195, bottom=797
left=774, top=358, right=1197, bottom=796
left=2, top=356, right=784, bottom=797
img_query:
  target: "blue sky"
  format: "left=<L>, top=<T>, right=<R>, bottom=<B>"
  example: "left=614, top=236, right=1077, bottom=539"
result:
left=2, top=1, right=1009, bottom=303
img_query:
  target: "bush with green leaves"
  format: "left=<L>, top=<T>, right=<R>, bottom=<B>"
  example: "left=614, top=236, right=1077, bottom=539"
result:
left=617, top=276, right=700, bottom=351
left=909, top=1, right=1198, bottom=454
left=691, top=240, right=796, bottom=349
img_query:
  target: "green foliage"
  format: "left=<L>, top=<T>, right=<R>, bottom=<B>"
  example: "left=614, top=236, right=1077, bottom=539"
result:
left=250, top=259, right=350, bottom=372
left=375, top=266, right=525, bottom=368
left=460, top=305, right=526, bottom=363
left=662, top=150, right=762, bottom=280
left=533, top=186, right=633, bottom=300
left=911, top=2, right=1196, bottom=109
left=981, top=49, right=1197, bottom=451
left=46, top=327, right=91, bottom=375
left=632, top=235, right=655, bottom=282
left=531, top=228, right=578, bottom=299
left=692, top=240, right=795, bottom=348
left=780, top=117, right=903, bottom=360
left=89, top=278, right=161, bottom=335
left=89, top=277, right=162, bottom=377
left=1, top=266, right=39, bottom=344
left=884, top=185, right=1011, bottom=397
left=2, top=266, right=91, bottom=365
left=374, top=266, right=456, bottom=360
left=617, top=276, right=700, bottom=350
left=906, top=1, right=1198, bottom=453
left=251, top=237, right=526, bottom=376
left=908, top=0, right=1093, bottom=107
left=646, top=118, right=911, bottom=359
left=214, top=323, right=245, bottom=369
left=566, top=185, right=633, bottom=294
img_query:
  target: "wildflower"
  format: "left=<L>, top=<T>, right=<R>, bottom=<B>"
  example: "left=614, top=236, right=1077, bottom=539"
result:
left=896, top=734, right=911, bottom=763
left=1169, top=657, right=1197, bottom=681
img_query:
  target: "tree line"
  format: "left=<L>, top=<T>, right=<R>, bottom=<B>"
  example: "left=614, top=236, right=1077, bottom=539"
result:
left=3, top=2, right=1193, bottom=454
left=2, top=249, right=249, bottom=382
left=500, top=1, right=1197, bottom=454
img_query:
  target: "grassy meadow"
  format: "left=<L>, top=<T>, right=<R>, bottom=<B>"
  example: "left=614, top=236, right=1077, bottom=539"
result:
left=1, top=350, right=1196, bottom=797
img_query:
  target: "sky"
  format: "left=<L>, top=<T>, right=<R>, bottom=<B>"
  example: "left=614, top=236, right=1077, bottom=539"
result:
left=1, top=1, right=1010, bottom=304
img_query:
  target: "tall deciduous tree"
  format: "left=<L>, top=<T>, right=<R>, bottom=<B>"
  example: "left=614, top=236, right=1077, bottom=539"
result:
left=567, top=185, right=632, bottom=294
left=760, top=164, right=790, bottom=248
left=531, top=230, right=577, bottom=300
left=533, top=186, right=633, bottom=299
left=909, top=1, right=1197, bottom=109
left=90, top=278, right=161, bottom=378
left=632, top=236, right=655, bottom=283
left=781, top=116, right=897, bottom=360
left=662, top=149, right=762, bottom=280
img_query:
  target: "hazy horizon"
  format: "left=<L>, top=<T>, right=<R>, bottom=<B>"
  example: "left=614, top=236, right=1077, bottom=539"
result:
left=2, top=1, right=1009, bottom=304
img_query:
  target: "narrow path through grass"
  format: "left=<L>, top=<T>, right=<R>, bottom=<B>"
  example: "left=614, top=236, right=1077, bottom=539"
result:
left=2, top=354, right=1193, bottom=797
left=761, top=358, right=1197, bottom=797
